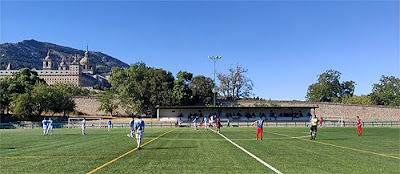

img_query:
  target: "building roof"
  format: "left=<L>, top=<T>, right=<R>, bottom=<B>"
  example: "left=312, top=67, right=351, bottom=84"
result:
left=156, top=106, right=318, bottom=109
left=80, top=45, right=91, bottom=64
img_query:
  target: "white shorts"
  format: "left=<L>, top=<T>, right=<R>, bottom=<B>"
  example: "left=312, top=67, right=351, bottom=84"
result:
left=136, top=131, right=143, bottom=139
left=43, top=126, right=47, bottom=130
left=48, top=126, right=53, bottom=130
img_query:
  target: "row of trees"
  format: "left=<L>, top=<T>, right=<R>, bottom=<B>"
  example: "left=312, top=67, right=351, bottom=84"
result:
left=101, top=62, right=215, bottom=116
left=306, top=69, right=400, bottom=106
left=0, top=68, right=86, bottom=119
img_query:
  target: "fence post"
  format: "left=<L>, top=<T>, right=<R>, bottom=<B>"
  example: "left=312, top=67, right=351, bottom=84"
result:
left=247, top=122, right=249, bottom=127
left=382, top=122, right=383, bottom=127
left=32, top=123, right=34, bottom=129
left=151, top=122, right=153, bottom=128
left=391, top=122, right=393, bottom=127
left=285, top=122, right=287, bottom=127
left=238, top=121, right=239, bottom=127
left=295, top=122, right=297, bottom=127
left=161, top=122, right=163, bottom=128
left=372, top=122, right=374, bottom=127
left=276, top=122, right=278, bottom=127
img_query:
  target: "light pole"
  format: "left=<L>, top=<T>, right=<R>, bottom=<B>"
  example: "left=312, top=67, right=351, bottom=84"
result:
left=208, top=56, right=222, bottom=107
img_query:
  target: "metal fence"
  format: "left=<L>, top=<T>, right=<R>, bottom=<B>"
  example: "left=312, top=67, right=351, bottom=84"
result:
left=1, top=121, right=399, bottom=129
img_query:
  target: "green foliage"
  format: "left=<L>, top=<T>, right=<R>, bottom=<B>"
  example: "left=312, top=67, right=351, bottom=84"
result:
left=97, top=89, right=118, bottom=116
left=110, top=62, right=175, bottom=115
left=370, top=75, right=400, bottom=106
left=11, top=93, right=34, bottom=119
left=0, top=77, right=12, bottom=112
left=189, top=75, right=214, bottom=105
left=339, top=95, right=375, bottom=105
left=306, top=69, right=355, bottom=102
left=172, top=71, right=193, bottom=106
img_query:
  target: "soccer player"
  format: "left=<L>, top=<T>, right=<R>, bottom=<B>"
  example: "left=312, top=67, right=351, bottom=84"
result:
left=203, top=116, right=208, bottom=130
left=107, top=120, right=112, bottom=131
left=216, top=117, right=221, bottom=133
left=82, top=118, right=86, bottom=135
left=134, top=117, right=145, bottom=150
left=42, top=117, right=48, bottom=136
left=252, top=117, right=264, bottom=140
left=128, top=117, right=135, bottom=137
left=356, top=116, right=362, bottom=136
left=46, top=117, right=53, bottom=135
left=192, top=118, right=197, bottom=129
left=310, top=115, right=318, bottom=140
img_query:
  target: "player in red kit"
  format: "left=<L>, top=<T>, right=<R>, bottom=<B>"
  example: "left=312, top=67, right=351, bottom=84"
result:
left=356, top=116, right=362, bottom=136
left=251, top=117, right=264, bottom=140
left=216, top=117, right=221, bottom=133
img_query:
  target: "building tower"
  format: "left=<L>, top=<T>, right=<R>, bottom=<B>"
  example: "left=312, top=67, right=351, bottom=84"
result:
left=79, top=45, right=96, bottom=74
left=42, top=50, right=54, bottom=70
left=6, top=63, right=12, bottom=70
left=69, top=53, right=81, bottom=75
left=58, top=56, right=68, bottom=70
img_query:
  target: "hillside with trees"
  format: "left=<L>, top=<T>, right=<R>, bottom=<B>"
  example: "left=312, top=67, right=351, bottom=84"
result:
left=0, top=39, right=129, bottom=73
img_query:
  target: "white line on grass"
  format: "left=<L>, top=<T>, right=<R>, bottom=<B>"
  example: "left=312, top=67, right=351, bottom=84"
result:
left=142, top=136, right=309, bottom=141
left=209, top=129, right=283, bottom=174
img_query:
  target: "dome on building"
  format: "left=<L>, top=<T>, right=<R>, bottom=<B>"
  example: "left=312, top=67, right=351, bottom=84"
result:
left=79, top=45, right=91, bottom=64
left=44, top=50, right=52, bottom=60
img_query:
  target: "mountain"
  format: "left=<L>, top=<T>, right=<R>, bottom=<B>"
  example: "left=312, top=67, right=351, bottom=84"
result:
left=0, top=39, right=129, bottom=73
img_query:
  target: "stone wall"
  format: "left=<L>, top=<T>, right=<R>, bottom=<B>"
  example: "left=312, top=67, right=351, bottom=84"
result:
left=73, top=97, right=400, bottom=121
left=73, top=97, right=127, bottom=116
left=228, top=100, right=400, bottom=122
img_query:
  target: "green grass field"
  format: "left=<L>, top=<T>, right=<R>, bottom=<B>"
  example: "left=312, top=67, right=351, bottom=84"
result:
left=1, top=127, right=399, bottom=173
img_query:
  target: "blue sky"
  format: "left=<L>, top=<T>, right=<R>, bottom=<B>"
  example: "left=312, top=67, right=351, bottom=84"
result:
left=1, top=1, right=399, bottom=100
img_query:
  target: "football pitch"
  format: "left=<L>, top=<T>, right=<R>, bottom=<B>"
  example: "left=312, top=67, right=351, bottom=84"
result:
left=1, top=127, right=399, bottom=173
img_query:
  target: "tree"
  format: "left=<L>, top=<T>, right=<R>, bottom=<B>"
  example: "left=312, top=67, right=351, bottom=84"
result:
left=339, top=95, right=374, bottom=105
left=11, top=93, right=34, bottom=119
left=97, top=89, right=118, bottom=116
left=0, top=77, right=12, bottom=113
left=306, top=69, right=355, bottom=102
left=173, top=71, right=193, bottom=106
left=47, top=84, right=76, bottom=116
left=189, top=75, right=214, bottom=105
left=110, top=62, right=175, bottom=116
left=217, top=64, right=253, bottom=99
left=370, top=75, right=400, bottom=106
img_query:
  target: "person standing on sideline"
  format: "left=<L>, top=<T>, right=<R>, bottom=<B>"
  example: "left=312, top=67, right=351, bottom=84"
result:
left=128, top=117, right=135, bottom=137
left=227, top=119, right=230, bottom=127
left=134, top=116, right=145, bottom=150
left=107, top=120, right=112, bottom=131
left=82, top=118, right=86, bottom=135
left=193, top=118, right=198, bottom=130
left=356, top=116, right=362, bottom=136
left=252, top=117, right=264, bottom=140
left=310, top=115, right=318, bottom=140
left=42, top=117, right=48, bottom=136
left=47, top=117, right=53, bottom=135
left=203, top=116, right=208, bottom=130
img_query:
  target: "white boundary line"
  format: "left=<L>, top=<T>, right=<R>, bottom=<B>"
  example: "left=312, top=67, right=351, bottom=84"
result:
left=209, top=129, right=283, bottom=174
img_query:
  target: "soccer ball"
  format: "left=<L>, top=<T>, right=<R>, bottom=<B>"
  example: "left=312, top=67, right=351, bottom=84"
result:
left=127, top=133, right=131, bottom=137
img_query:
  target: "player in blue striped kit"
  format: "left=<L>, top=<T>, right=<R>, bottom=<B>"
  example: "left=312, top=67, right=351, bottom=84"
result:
left=42, top=118, right=48, bottom=136
left=134, top=117, right=145, bottom=150
left=46, top=117, right=53, bottom=135
left=82, top=118, right=86, bottom=135
left=107, top=120, right=112, bottom=131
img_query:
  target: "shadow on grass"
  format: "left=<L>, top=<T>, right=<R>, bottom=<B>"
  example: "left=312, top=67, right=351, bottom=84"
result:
left=143, top=146, right=198, bottom=150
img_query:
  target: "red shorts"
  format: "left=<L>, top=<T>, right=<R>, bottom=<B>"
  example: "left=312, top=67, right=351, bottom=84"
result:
left=216, top=125, right=220, bottom=129
left=257, top=128, right=263, bottom=134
